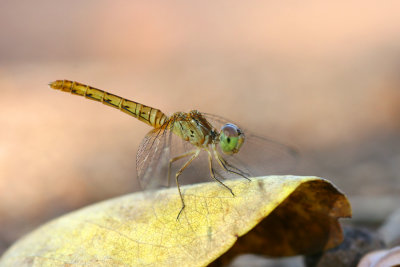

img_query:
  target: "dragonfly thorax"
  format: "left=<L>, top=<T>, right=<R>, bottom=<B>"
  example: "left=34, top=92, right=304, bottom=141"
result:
left=171, top=110, right=217, bottom=148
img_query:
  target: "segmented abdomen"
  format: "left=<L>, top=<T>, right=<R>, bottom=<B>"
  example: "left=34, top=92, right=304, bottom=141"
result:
left=49, top=80, right=167, bottom=128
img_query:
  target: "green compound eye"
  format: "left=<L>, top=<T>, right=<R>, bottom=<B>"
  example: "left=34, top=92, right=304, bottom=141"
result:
left=219, top=123, right=244, bottom=154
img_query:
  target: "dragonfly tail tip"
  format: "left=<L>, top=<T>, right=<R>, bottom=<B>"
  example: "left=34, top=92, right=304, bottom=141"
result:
left=48, top=81, right=58, bottom=89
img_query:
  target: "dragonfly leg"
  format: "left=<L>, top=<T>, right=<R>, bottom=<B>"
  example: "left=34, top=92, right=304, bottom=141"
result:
left=207, top=150, right=234, bottom=196
left=175, top=149, right=201, bottom=220
left=222, top=158, right=251, bottom=178
left=167, top=150, right=198, bottom=188
left=212, top=144, right=251, bottom=181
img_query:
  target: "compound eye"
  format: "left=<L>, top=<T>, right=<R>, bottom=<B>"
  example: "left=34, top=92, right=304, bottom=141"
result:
left=219, top=123, right=244, bottom=154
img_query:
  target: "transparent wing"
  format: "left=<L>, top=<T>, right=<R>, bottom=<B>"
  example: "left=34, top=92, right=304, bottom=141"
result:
left=203, top=113, right=299, bottom=177
left=136, top=118, right=216, bottom=190
left=136, top=125, right=171, bottom=189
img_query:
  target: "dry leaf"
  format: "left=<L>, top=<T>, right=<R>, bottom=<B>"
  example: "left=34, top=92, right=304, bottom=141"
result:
left=0, top=176, right=351, bottom=267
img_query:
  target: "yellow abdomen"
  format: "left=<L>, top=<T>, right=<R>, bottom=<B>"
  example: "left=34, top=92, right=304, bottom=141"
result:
left=49, top=80, right=168, bottom=128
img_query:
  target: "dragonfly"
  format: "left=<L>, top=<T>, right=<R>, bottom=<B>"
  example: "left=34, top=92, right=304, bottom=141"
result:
left=49, top=80, right=297, bottom=219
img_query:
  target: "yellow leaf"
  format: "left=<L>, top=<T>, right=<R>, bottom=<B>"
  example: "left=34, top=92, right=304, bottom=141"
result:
left=0, top=176, right=351, bottom=267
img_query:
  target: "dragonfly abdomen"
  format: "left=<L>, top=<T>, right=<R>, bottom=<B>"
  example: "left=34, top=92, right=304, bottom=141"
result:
left=49, top=80, right=167, bottom=128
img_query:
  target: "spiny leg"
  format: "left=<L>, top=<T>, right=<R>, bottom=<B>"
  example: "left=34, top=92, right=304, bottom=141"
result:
left=217, top=153, right=251, bottom=181
left=222, top=158, right=251, bottom=177
left=167, top=150, right=198, bottom=188
left=175, top=149, right=201, bottom=220
left=212, top=144, right=251, bottom=181
left=215, top=153, right=250, bottom=177
left=207, top=149, right=234, bottom=196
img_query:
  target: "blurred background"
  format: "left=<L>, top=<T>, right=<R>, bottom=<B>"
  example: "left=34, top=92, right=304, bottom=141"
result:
left=1, top=0, right=400, bottom=258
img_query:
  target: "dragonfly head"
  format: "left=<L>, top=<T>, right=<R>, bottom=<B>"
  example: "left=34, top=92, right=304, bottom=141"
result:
left=219, top=123, right=245, bottom=154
